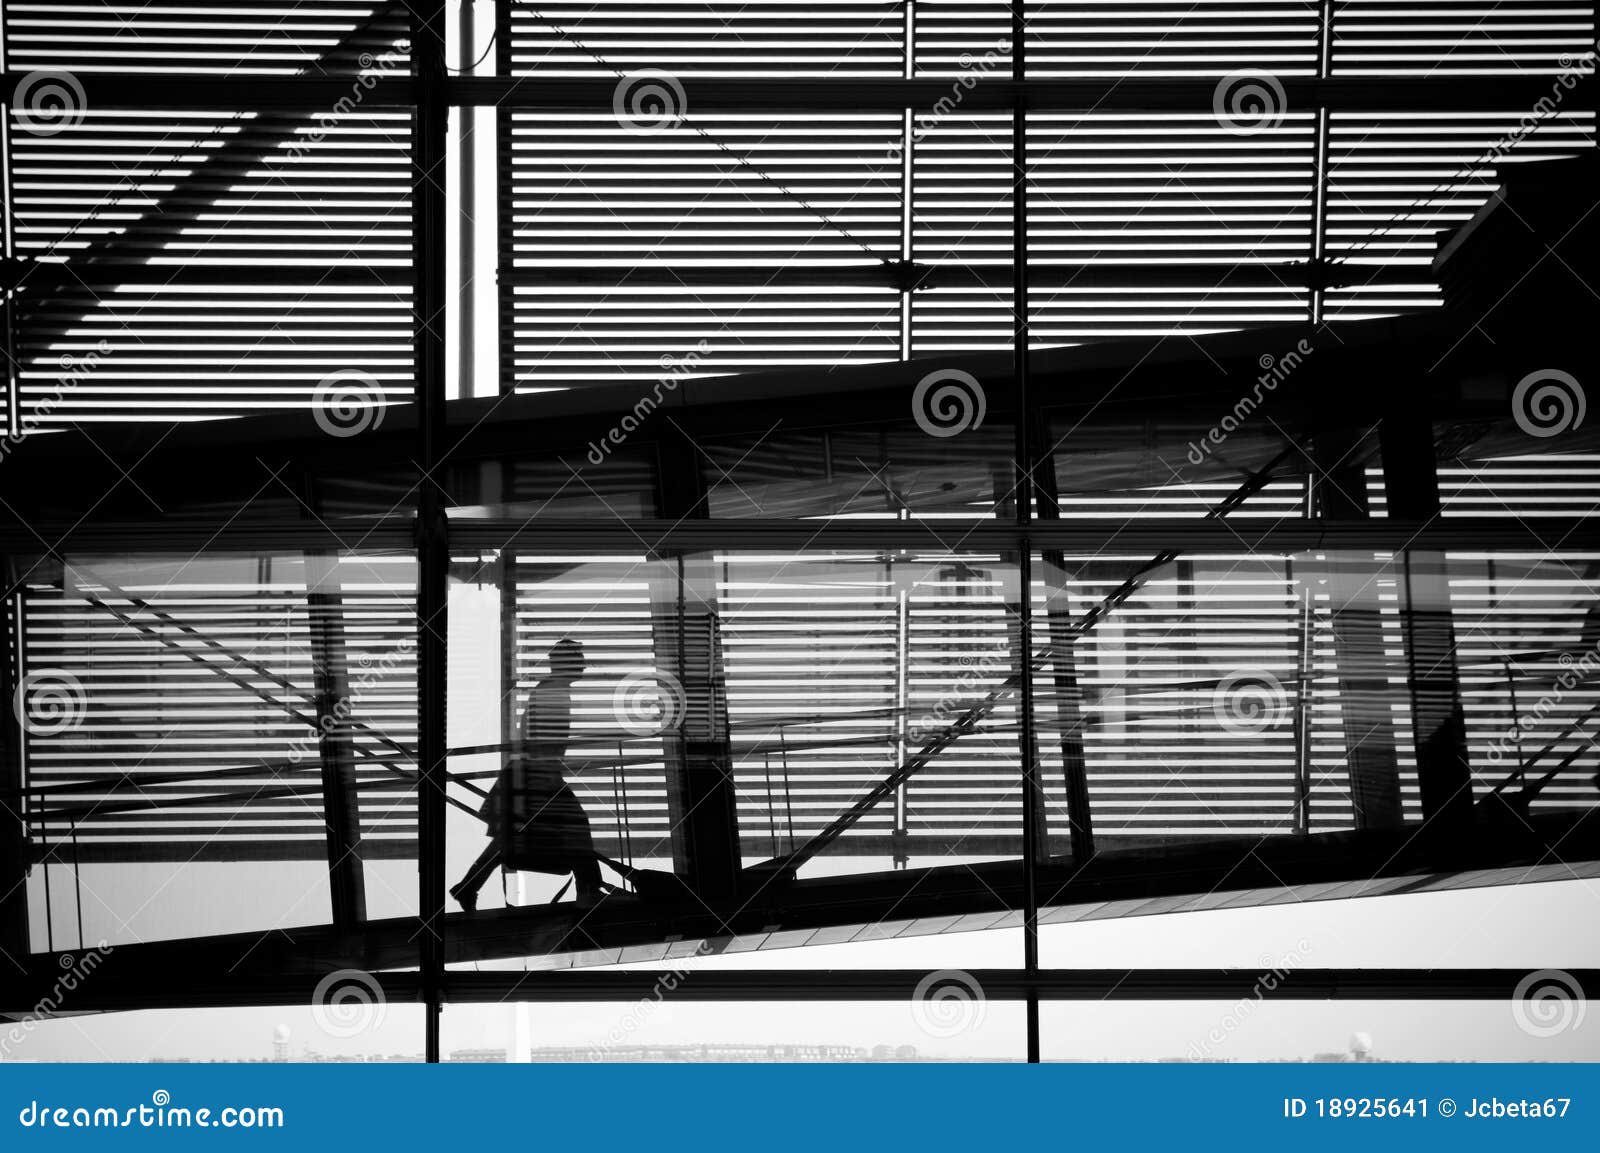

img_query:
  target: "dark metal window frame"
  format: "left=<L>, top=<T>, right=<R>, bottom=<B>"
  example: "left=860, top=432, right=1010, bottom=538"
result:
left=1, top=0, right=1596, bottom=1064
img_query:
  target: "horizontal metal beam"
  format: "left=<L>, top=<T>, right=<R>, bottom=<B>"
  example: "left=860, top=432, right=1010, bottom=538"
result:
left=499, top=262, right=1418, bottom=292
left=4, top=73, right=1588, bottom=114
left=3, top=516, right=1595, bottom=560
left=10, top=968, right=1593, bottom=1018
left=5, top=261, right=409, bottom=292
left=3, top=516, right=1595, bottom=559
left=14, top=811, right=1597, bottom=996
left=0, top=310, right=1556, bottom=526
left=0, top=73, right=411, bottom=110
left=2, top=259, right=1414, bottom=297
left=0, top=520, right=417, bottom=566
left=465, top=76, right=1599, bottom=113
left=447, top=517, right=1600, bottom=556
left=27, top=838, right=419, bottom=865
left=443, top=967, right=1600, bottom=1003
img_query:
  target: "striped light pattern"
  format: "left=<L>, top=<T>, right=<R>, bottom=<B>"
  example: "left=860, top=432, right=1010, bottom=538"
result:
left=16, top=553, right=419, bottom=862
left=0, top=1, right=1593, bottom=420
left=2, top=0, right=411, bottom=74
left=3, top=2, right=1597, bottom=882
left=15, top=547, right=1597, bottom=866
left=499, top=3, right=1595, bottom=390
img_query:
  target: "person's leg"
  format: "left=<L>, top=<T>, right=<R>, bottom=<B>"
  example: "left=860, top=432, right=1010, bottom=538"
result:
left=543, top=778, right=603, bottom=903
left=451, top=843, right=500, bottom=911
left=572, top=855, right=603, bottom=904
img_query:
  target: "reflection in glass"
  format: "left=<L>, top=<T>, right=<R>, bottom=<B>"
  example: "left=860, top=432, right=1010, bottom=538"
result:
left=1029, top=549, right=1600, bottom=855
left=11, top=550, right=417, bottom=950
left=443, top=547, right=1026, bottom=950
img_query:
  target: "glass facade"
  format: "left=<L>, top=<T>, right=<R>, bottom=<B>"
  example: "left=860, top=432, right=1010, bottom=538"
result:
left=1, top=0, right=1596, bottom=1063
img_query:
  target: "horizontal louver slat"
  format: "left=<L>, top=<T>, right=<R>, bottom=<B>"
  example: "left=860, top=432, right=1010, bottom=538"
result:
left=20, top=555, right=418, bottom=860
left=1332, top=0, right=1597, bottom=75
left=506, top=1, right=906, bottom=76
left=6, top=105, right=414, bottom=424
left=3, top=0, right=411, bottom=75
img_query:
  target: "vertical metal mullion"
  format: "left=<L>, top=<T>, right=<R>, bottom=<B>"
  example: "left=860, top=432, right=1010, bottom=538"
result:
left=901, top=107, right=913, bottom=359
left=457, top=0, right=476, bottom=399
left=1319, top=0, right=1335, bottom=79
left=413, top=1, right=450, bottom=1065
left=1312, top=106, right=1330, bottom=326
left=900, top=0, right=915, bottom=359
left=1289, top=557, right=1313, bottom=834
left=1311, top=0, right=1335, bottom=325
left=494, top=0, right=517, bottom=398
left=499, top=551, right=520, bottom=757
left=1017, top=544, right=1042, bottom=1064
left=1011, top=0, right=1042, bottom=1067
left=1011, top=22, right=1033, bottom=520
left=3, top=107, right=19, bottom=440
left=893, top=568, right=910, bottom=868
left=0, top=583, right=31, bottom=962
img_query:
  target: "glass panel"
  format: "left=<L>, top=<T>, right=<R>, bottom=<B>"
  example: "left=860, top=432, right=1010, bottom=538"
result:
left=1041, top=999, right=1600, bottom=1062
left=1030, top=549, right=1311, bottom=852
left=438, top=380, right=1019, bottom=522
left=6, top=1004, right=425, bottom=1063
left=443, top=1000, right=1026, bottom=1063
left=1028, top=548, right=1600, bottom=857
left=444, top=548, right=1025, bottom=968
left=1452, top=551, right=1600, bottom=810
left=1047, top=412, right=1306, bottom=520
left=1036, top=876, right=1600, bottom=1059
left=702, top=422, right=1018, bottom=519
left=10, top=549, right=417, bottom=950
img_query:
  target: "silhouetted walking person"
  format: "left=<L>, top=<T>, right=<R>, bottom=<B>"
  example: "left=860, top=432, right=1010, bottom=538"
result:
left=451, top=639, right=602, bottom=910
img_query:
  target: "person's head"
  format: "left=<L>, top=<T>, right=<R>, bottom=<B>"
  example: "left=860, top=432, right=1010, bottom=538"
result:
left=548, top=638, right=586, bottom=679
